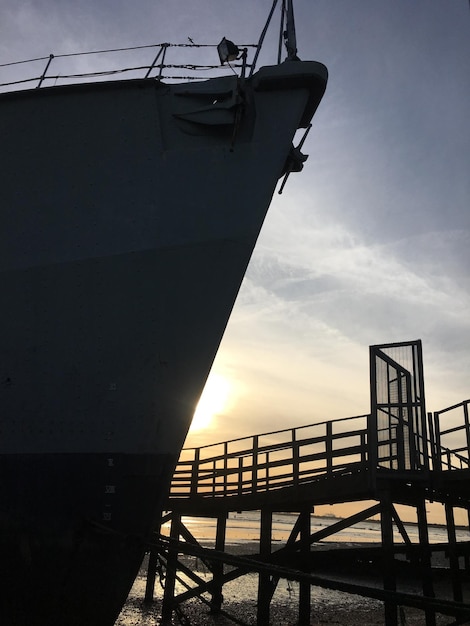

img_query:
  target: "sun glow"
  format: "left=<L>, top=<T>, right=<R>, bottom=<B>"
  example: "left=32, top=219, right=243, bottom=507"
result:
left=190, top=373, right=231, bottom=432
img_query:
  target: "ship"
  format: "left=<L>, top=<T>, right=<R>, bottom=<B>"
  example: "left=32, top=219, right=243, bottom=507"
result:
left=0, top=2, right=327, bottom=624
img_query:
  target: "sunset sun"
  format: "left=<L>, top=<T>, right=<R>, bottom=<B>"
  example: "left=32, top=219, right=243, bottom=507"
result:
left=190, top=373, right=231, bottom=432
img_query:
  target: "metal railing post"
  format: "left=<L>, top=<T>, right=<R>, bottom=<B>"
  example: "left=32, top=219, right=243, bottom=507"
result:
left=158, top=43, right=169, bottom=80
left=464, top=401, right=470, bottom=458
left=145, top=44, right=165, bottom=79
left=292, top=427, right=299, bottom=486
left=238, top=456, right=243, bottom=496
left=223, top=441, right=228, bottom=496
left=265, top=451, right=269, bottom=490
left=434, top=412, right=442, bottom=472
left=326, top=421, right=333, bottom=474
left=252, top=435, right=259, bottom=493
left=212, top=459, right=216, bottom=496
left=37, top=54, right=54, bottom=88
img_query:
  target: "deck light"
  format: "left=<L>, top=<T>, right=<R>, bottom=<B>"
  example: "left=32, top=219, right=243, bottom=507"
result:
left=217, top=38, right=240, bottom=64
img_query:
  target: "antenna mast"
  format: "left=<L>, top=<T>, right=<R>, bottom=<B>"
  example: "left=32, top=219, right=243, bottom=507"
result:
left=284, top=0, right=299, bottom=60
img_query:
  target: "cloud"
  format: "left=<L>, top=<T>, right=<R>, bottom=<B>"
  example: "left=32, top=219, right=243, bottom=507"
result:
left=2, top=0, right=468, bottom=446
left=200, top=208, right=469, bottom=442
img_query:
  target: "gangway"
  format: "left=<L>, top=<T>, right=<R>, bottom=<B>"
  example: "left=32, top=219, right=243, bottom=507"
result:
left=147, top=341, right=470, bottom=626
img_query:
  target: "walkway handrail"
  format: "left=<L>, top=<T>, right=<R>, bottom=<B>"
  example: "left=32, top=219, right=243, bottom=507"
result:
left=181, top=413, right=369, bottom=457
left=170, top=399, right=470, bottom=502
left=434, top=400, right=470, bottom=471
left=170, top=414, right=370, bottom=500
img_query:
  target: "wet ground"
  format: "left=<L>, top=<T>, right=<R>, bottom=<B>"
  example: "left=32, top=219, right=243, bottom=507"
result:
left=116, top=569, right=386, bottom=626
left=115, top=547, right=468, bottom=626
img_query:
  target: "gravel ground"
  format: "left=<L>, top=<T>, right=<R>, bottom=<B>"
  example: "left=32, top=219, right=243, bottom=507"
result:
left=115, top=547, right=468, bottom=626
left=117, top=591, right=456, bottom=626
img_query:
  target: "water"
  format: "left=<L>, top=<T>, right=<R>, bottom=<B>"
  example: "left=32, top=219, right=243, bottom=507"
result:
left=162, top=511, right=469, bottom=547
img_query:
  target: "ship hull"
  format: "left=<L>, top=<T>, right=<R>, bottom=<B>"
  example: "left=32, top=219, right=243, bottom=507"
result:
left=0, top=61, right=327, bottom=623
left=0, top=452, right=172, bottom=625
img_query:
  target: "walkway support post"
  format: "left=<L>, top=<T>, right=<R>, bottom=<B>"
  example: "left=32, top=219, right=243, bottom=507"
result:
left=257, top=508, right=272, bottom=626
left=144, top=550, right=159, bottom=603
left=210, top=513, right=227, bottom=613
left=416, top=495, right=435, bottom=626
left=299, top=506, right=311, bottom=625
left=145, top=516, right=162, bottom=603
left=445, top=502, right=463, bottom=602
left=161, top=512, right=180, bottom=624
left=381, top=493, right=397, bottom=626
left=467, top=507, right=470, bottom=573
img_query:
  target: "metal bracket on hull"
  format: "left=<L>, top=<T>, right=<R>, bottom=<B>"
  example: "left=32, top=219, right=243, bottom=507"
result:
left=278, top=123, right=311, bottom=194
left=173, top=76, right=244, bottom=130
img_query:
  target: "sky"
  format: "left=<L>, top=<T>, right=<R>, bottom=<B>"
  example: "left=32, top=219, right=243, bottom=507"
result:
left=2, top=2, right=469, bottom=457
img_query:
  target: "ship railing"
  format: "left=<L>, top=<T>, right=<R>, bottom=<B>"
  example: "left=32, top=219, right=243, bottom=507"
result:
left=0, top=41, right=258, bottom=94
left=169, top=414, right=370, bottom=500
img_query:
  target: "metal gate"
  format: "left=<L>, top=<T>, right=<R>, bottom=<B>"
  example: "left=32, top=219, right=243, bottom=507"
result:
left=369, top=340, right=428, bottom=472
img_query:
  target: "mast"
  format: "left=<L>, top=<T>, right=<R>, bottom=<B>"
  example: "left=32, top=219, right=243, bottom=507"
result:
left=284, top=0, right=299, bottom=61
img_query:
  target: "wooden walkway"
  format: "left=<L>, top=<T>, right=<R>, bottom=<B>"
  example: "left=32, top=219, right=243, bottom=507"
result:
left=149, top=399, right=470, bottom=626
left=151, top=342, right=469, bottom=626
left=166, top=402, right=470, bottom=515
left=168, top=414, right=373, bottom=514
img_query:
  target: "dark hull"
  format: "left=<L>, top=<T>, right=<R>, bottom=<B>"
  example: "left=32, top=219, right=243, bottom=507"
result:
left=0, top=452, right=175, bottom=625
left=0, top=61, right=327, bottom=623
